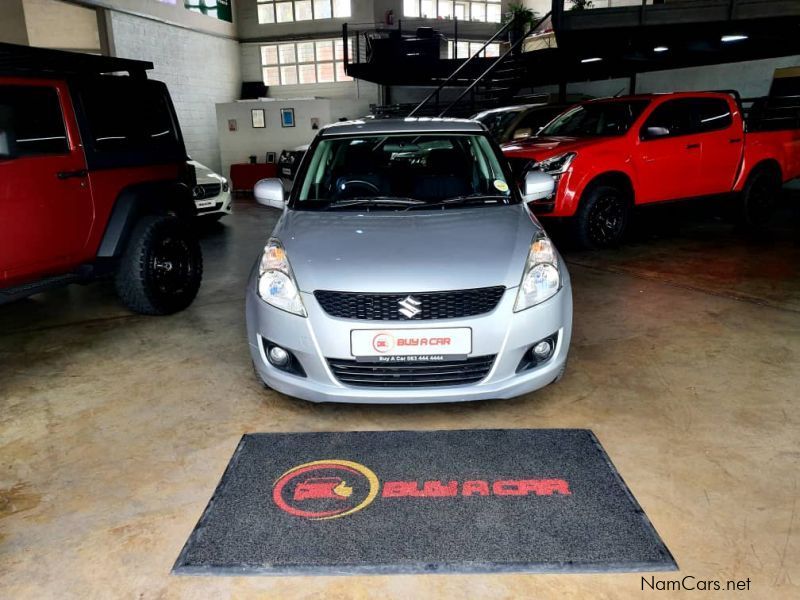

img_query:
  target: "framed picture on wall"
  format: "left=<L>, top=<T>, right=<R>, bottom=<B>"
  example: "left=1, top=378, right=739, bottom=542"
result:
left=227, top=119, right=238, bottom=132
left=251, top=108, right=265, bottom=128
left=265, top=152, right=276, bottom=163
left=280, top=108, right=295, bottom=128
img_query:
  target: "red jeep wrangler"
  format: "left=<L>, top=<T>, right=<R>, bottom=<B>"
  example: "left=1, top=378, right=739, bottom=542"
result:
left=503, top=91, right=800, bottom=248
left=0, top=43, right=202, bottom=314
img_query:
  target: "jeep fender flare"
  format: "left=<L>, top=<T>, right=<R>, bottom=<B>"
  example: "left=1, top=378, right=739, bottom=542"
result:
left=97, top=180, right=196, bottom=258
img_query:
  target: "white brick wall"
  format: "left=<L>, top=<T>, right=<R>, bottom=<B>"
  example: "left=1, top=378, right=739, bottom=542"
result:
left=109, top=12, right=241, bottom=172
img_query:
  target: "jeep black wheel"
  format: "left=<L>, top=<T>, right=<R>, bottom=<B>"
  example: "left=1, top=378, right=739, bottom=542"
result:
left=574, top=184, right=630, bottom=249
left=739, top=165, right=781, bottom=228
left=115, top=215, right=203, bottom=315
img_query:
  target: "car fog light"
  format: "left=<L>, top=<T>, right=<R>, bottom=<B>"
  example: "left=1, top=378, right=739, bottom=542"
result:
left=533, top=340, right=552, bottom=359
left=268, top=346, right=290, bottom=366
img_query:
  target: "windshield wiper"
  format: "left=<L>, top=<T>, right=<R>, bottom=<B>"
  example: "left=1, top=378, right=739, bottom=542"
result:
left=324, top=197, right=425, bottom=210
left=404, top=195, right=509, bottom=211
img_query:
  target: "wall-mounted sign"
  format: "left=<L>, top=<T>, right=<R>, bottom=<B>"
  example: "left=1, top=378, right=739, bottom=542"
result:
left=310, top=117, right=320, bottom=130
left=281, top=108, right=295, bottom=128
left=228, top=119, right=237, bottom=131
left=251, top=109, right=265, bottom=129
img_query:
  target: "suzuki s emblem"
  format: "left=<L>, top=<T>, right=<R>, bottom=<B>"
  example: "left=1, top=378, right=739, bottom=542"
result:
left=398, top=296, right=422, bottom=319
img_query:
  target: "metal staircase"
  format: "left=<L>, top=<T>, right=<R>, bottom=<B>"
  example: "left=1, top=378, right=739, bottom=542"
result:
left=409, top=12, right=552, bottom=118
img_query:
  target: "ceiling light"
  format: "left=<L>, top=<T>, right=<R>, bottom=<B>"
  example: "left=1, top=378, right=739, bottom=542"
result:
left=653, top=46, right=669, bottom=52
left=581, top=57, right=602, bottom=63
left=721, top=34, right=748, bottom=42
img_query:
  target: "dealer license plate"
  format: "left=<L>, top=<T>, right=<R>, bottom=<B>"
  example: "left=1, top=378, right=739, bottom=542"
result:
left=196, top=199, right=216, bottom=209
left=351, top=328, right=472, bottom=363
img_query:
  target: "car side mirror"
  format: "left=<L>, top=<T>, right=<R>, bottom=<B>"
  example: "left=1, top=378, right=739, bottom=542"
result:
left=254, top=178, right=285, bottom=209
left=642, top=126, right=670, bottom=140
left=512, top=127, right=532, bottom=140
left=523, top=171, right=555, bottom=202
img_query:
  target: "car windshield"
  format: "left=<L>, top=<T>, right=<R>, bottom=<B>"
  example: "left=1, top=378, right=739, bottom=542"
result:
left=295, top=133, right=515, bottom=210
left=475, top=110, right=522, bottom=137
left=539, top=100, right=650, bottom=137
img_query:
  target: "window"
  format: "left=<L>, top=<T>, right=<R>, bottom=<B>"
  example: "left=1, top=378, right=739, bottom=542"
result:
left=296, top=134, right=515, bottom=206
left=404, top=0, right=501, bottom=23
left=77, top=79, right=180, bottom=156
left=640, top=99, right=696, bottom=140
left=0, top=86, right=68, bottom=158
left=540, top=100, right=650, bottom=138
left=185, top=0, right=233, bottom=22
left=257, top=0, right=350, bottom=23
left=261, top=39, right=352, bottom=86
left=641, top=98, right=734, bottom=140
left=447, top=40, right=500, bottom=59
left=692, top=98, right=733, bottom=133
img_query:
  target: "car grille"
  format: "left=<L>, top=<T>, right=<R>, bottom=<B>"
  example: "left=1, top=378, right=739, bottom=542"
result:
left=194, top=183, right=221, bottom=199
left=327, top=355, right=496, bottom=388
left=314, top=287, right=505, bottom=321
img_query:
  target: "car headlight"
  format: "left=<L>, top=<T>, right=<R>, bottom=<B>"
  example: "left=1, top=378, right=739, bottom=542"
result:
left=537, top=152, right=576, bottom=175
left=256, top=238, right=307, bottom=316
left=514, top=234, right=561, bottom=311
left=222, top=179, right=229, bottom=192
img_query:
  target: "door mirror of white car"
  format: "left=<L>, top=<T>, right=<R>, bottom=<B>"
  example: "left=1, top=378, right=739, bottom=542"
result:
left=254, top=178, right=285, bottom=209
left=513, top=127, right=532, bottom=140
left=523, top=171, right=555, bottom=202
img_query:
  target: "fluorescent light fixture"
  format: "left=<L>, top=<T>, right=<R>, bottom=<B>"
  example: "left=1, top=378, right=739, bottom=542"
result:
left=721, top=34, right=748, bottom=42
left=581, top=57, right=603, bottom=63
left=653, top=46, right=669, bottom=52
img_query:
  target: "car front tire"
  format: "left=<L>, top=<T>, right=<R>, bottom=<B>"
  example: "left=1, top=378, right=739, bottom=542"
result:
left=573, top=183, right=630, bottom=249
left=115, top=215, right=203, bottom=315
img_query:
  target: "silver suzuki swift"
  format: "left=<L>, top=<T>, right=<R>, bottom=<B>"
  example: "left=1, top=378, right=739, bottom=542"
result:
left=246, top=118, right=572, bottom=403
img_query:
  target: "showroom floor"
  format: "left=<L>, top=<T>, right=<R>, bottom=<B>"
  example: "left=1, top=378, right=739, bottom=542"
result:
left=1, top=194, right=798, bottom=599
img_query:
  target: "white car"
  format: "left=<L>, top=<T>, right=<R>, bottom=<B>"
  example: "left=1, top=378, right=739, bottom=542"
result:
left=189, top=160, right=232, bottom=220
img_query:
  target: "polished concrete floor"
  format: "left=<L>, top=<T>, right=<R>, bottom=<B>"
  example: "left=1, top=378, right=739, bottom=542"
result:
left=1, top=194, right=799, bottom=599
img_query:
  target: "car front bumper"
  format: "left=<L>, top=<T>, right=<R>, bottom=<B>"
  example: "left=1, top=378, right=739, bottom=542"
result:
left=195, top=189, right=233, bottom=217
left=246, top=268, right=572, bottom=404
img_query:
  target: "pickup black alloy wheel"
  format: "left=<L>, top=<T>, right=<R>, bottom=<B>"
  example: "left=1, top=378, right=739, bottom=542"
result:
left=574, top=184, right=629, bottom=249
left=740, top=166, right=781, bottom=227
left=115, top=215, right=203, bottom=315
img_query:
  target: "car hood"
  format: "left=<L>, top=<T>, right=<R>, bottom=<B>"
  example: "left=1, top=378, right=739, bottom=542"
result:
left=272, top=205, right=540, bottom=293
left=501, top=136, right=606, bottom=161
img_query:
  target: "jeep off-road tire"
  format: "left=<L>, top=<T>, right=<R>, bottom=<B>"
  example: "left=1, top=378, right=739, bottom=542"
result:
left=573, top=183, right=630, bottom=249
left=739, top=164, right=781, bottom=228
left=114, top=215, right=203, bottom=315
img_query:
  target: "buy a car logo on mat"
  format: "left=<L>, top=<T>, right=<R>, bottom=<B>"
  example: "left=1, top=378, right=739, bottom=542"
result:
left=272, top=459, right=571, bottom=520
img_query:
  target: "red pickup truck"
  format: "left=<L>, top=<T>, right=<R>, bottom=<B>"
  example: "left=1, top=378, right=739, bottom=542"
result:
left=502, top=92, right=800, bottom=248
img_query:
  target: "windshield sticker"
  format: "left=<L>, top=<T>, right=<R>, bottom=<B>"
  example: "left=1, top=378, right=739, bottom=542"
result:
left=494, top=180, right=509, bottom=193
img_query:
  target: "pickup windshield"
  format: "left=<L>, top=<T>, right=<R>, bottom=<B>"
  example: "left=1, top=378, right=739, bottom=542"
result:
left=539, top=100, right=650, bottom=137
left=294, top=133, right=516, bottom=210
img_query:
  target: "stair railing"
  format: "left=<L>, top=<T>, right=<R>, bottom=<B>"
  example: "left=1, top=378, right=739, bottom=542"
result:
left=408, top=12, right=550, bottom=117
left=436, top=11, right=552, bottom=118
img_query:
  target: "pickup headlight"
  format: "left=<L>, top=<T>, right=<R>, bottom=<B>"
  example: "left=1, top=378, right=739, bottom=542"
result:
left=514, top=234, right=561, bottom=311
left=257, top=238, right=307, bottom=316
left=537, top=152, right=576, bottom=175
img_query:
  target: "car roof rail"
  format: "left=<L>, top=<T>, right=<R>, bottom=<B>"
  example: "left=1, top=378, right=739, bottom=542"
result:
left=0, top=42, right=152, bottom=79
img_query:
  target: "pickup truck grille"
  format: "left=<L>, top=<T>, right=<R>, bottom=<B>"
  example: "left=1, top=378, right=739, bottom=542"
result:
left=314, top=287, right=505, bottom=321
left=327, top=355, right=496, bottom=387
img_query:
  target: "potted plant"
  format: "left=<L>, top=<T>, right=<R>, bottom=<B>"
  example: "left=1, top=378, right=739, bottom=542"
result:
left=503, top=3, right=538, bottom=54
